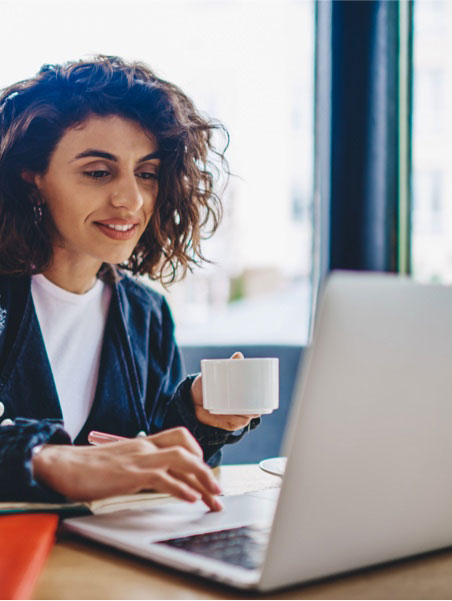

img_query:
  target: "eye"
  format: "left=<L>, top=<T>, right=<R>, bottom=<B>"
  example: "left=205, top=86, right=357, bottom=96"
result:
left=84, top=170, right=110, bottom=179
left=136, top=171, right=159, bottom=181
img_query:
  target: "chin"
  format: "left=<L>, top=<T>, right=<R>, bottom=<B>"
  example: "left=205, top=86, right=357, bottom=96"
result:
left=96, top=246, right=136, bottom=266
left=104, top=253, right=135, bottom=266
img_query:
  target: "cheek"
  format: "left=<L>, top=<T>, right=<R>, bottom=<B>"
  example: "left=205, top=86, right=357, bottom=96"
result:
left=45, top=197, right=84, bottom=227
left=43, top=183, right=98, bottom=224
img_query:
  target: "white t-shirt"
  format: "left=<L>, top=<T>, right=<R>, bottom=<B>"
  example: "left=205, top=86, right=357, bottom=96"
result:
left=31, top=274, right=112, bottom=440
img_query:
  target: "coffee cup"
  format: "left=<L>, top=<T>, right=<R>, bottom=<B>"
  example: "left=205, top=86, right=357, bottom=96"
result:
left=201, top=357, right=279, bottom=415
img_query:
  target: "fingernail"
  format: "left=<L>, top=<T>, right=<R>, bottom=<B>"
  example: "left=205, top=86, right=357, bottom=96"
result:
left=214, top=498, right=224, bottom=511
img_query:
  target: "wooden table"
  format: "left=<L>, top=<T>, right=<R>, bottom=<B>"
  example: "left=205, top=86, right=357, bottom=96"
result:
left=34, top=465, right=452, bottom=600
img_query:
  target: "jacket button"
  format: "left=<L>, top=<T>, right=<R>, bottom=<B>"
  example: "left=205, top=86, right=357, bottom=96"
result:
left=136, top=431, right=147, bottom=437
left=1, top=418, right=14, bottom=426
left=0, top=403, right=4, bottom=418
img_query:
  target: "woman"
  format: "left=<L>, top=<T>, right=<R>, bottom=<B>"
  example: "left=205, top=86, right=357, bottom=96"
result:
left=0, top=55, right=259, bottom=510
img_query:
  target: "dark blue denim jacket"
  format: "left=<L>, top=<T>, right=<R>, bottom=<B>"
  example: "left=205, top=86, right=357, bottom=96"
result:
left=0, top=272, right=258, bottom=502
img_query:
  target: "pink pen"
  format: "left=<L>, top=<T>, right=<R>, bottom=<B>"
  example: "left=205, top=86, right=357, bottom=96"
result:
left=87, top=430, right=128, bottom=445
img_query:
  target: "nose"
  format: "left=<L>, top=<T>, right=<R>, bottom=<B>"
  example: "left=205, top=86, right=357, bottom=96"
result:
left=109, top=172, right=144, bottom=212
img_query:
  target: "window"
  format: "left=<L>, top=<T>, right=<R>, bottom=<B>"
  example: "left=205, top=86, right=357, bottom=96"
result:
left=411, top=0, right=452, bottom=283
left=1, top=0, right=315, bottom=344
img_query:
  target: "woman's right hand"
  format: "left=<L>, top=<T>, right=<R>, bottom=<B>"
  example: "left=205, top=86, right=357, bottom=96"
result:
left=32, top=427, right=223, bottom=511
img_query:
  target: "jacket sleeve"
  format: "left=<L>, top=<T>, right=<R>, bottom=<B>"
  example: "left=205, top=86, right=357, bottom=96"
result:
left=146, top=296, right=260, bottom=466
left=0, top=418, right=71, bottom=502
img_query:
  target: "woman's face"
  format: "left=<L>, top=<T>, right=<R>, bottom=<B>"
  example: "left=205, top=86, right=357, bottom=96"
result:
left=33, top=114, right=160, bottom=267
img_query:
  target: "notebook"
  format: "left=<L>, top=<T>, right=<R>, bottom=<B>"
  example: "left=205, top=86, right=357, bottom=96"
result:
left=0, top=490, right=171, bottom=516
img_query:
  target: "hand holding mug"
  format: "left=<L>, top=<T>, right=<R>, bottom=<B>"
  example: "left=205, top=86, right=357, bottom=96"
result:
left=191, top=352, right=279, bottom=431
left=191, top=352, right=261, bottom=431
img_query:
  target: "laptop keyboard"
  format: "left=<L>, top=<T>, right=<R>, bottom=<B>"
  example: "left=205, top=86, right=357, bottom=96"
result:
left=156, top=524, right=270, bottom=570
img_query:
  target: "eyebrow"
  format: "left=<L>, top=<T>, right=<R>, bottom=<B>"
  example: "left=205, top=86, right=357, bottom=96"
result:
left=72, top=149, right=162, bottom=163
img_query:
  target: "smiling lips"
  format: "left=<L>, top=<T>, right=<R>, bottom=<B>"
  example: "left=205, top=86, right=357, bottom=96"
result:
left=94, top=220, right=140, bottom=241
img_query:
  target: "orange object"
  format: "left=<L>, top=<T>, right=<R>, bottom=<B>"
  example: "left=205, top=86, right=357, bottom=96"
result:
left=0, top=513, right=58, bottom=600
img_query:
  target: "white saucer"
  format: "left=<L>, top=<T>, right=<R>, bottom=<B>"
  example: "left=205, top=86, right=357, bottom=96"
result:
left=259, top=457, right=287, bottom=477
left=207, top=408, right=275, bottom=415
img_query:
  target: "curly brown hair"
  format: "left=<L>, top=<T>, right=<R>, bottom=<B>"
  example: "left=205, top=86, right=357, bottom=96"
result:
left=0, top=55, right=228, bottom=284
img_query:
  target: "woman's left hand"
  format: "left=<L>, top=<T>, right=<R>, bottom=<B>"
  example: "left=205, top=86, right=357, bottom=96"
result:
left=190, top=352, right=260, bottom=431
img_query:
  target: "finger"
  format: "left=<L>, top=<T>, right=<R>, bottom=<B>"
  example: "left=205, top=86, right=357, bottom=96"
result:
left=146, top=470, right=202, bottom=503
left=169, top=463, right=222, bottom=496
left=91, top=438, right=159, bottom=459
left=147, top=427, right=203, bottom=459
left=190, top=374, right=202, bottom=405
left=230, top=351, right=244, bottom=359
left=200, top=491, right=223, bottom=512
left=169, top=470, right=223, bottom=512
left=198, top=414, right=255, bottom=431
left=221, top=416, right=260, bottom=429
left=148, top=447, right=221, bottom=495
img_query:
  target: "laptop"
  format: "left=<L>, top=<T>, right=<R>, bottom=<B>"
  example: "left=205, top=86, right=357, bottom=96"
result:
left=64, top=271, right=452, bottom=592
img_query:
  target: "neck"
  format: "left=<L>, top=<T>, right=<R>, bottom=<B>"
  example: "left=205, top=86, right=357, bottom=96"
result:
left=41, top=249, right=102, bottom=294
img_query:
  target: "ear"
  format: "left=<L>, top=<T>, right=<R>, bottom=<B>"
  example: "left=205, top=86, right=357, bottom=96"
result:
left=21, top=170, right=40, bottom=188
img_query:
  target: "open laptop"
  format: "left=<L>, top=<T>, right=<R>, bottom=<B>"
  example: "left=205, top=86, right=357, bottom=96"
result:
left=64, top=271, right=452, bottom=592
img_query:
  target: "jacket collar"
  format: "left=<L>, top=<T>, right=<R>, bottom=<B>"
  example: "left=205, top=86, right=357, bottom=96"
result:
left=0, top=275, right=148, bottom=441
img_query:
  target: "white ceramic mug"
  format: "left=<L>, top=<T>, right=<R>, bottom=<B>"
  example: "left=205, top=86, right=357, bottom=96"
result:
left=201, top=357, right=279, bottom=415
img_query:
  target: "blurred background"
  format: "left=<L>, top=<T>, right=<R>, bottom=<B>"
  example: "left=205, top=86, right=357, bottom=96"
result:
left=412, top=0, right=452, bottom=283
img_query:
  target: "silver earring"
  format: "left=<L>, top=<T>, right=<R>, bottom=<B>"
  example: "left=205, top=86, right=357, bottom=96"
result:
left=30, top=190, right=43, bottom=225
left=33, top=203, right=43, bottom=225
